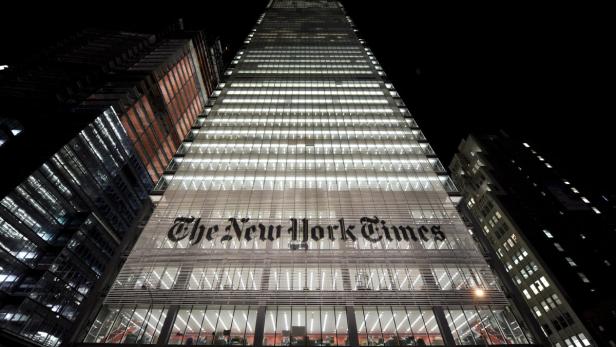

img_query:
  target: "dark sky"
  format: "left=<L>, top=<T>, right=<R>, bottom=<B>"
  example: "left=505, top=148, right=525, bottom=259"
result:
left=1, top=1, right=613, bottom=194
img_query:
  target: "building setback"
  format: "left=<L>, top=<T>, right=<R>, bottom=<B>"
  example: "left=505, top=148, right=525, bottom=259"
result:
left=0, top=28, right=221, bottom=347
left=79, top=1, right=541, bottom=346
left=450, top=132, right=614, bottom=346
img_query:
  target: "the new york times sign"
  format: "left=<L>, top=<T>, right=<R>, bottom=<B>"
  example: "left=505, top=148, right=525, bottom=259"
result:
left=167, top=216, right=446, bottom=248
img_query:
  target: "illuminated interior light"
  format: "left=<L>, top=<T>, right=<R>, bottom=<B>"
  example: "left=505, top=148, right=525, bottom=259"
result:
left=474, top=288, right=485, bottom=297
left=286, top=271, right=290, bottom=290
left=321, top=271, right=325, bottom=290
left=203, top=314, right=216, bottom=330
left=230, top=311, right=241, bottom=331
left=411, top=276, right=422, bottom=288
left=284, top=313, right=289, bottom=330
left=358, top=313, right=368, bottom=331
left=214, top=312, right=228, bottom=330
left=381, top=316, right=395, bottom=331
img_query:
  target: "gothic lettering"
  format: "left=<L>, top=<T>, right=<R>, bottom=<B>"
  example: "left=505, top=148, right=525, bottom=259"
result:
left=167, top=217, right=194, bottom=242
left=338, top=218, right=357, bottom=241
left=417, top=225, right=430, bottom=242
left=166, top=216, right=446, bottom=247
left=311, top=225, right=325, bottom=241
left=431, top=225, right=446, bottom=241
left=223, top=217, right=246, bottom=242
left=360, top=216, right=383, bottom=243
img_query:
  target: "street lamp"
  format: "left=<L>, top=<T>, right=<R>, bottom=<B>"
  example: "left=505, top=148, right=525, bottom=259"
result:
left=473, top=288, right=485, bottom=298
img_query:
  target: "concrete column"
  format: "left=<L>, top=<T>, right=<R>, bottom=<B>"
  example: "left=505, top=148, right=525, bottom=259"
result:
left=253, top=306, right=267, bottom=347
left=345, top=306, right=360, bottom=347
left=157, top=305, right=179, bottom=345
left=432, top=306, right=456, bottom=346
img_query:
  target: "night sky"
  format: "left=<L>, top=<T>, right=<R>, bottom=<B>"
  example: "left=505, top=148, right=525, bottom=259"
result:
left=1, top=1, right=613, bottom=193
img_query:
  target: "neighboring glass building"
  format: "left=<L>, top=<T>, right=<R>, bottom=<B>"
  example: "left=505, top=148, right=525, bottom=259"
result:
left=450, top=132, right=614, bottom=346
left=0, top=29, right=221, bottom=347
left=0, top=108, right=154, bottom=347
left=81, top=1, right=539, bottom=346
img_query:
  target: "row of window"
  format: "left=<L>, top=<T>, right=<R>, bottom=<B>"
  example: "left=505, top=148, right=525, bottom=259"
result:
left=86, top=306, right=340, bottom=346
left=86, top=305, right=530, bottom=346
left=216, top=107, right=395, bottom=113
left=222, top=98, right=389, bottom=104
left=237, top=70, right=373, bottom=75
left=118, top=265, right=492, bottom=292
left=246, top=48, right=363, bottom=52
left=167, top=175, right=449, bottom=193
left=205, top=117, right=411, bottom=126
left=229, top=82, right=380, bottom=88
left=182, top=143, right=432, bottom=156
left=178, top=157, right=440, bottom=166
left=195, top=127, right=418, bottom=135
left=226, top=90, right=384, bottom=95
left=241, top=54, right=366, bottom=58
left=242, top=59, right=367, bottom=63
left=193, top=133, right=420, bottom=141
left=556, top=333, right=591, bottom=347
left=174, top=161, right=441, bottom=174
left=251, top=64, right=370, bottom=69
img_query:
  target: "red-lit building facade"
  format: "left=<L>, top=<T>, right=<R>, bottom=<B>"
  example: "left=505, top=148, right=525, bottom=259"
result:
left=116, top=38, right=210, bottom=182
left=87, top=31, right=224, bottom=184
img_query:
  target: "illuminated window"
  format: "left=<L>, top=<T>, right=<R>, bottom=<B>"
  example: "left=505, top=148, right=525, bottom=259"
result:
left=578, top=273, right=590, bottom=283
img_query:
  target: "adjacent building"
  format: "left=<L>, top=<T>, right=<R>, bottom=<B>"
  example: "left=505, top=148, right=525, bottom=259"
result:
left=0, top=27, right=221, bottom=347
left=78, top=1, right=541, bottom=346
left=450, top=132, right=614, bottom=346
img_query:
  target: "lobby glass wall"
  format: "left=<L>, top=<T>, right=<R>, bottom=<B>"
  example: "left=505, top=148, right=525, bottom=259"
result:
left=84, top=306, right=168, bottom=344
left=354, top=307, right=441, bottom=346
left=444, top=307, right=530, bottom=345
left=263, top=306, right=347, bottom=346
left=168, top=306, right=257, bottom=345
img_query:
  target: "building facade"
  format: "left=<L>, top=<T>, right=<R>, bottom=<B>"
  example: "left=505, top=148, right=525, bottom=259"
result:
left=0, top=28, right=220, bottom=347
left=450, top=132, right=614, bottom=347
left=80, top=1, right=538, bottom=346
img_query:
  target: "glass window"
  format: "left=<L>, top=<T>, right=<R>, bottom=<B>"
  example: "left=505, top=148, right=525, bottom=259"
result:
left=265, top=306, right=347, bottom=346
left=85, top=306, right=168, bottom=344
left=357, top=306, right=441, bottom=346
left=168, top=306, right=256, bottom=345
left=169, top=308, right=191, bottom=344
left=445, top=307, right=529, bottom=345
